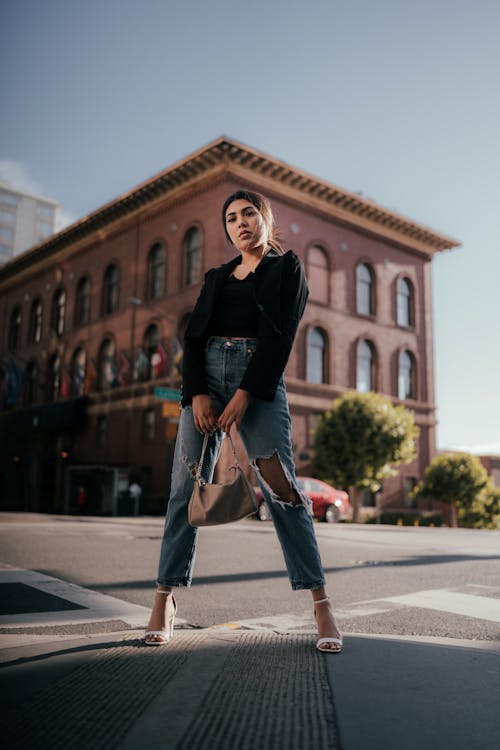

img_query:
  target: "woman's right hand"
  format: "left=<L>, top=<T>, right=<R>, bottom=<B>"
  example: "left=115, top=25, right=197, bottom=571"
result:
left=192, top=394, right=219, bottom=434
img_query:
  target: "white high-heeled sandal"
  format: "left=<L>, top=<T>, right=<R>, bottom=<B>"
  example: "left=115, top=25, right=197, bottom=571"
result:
left=143, top=588, right=177, bottom=646
left=314, top=596, right=343, bottom=654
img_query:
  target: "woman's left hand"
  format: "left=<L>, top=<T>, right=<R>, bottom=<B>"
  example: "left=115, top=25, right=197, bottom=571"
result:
left=217, top=389, right=250, bottom=433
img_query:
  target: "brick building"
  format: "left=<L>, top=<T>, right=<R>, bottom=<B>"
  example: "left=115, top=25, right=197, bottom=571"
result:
left=0, top=137, right=459, bottom=515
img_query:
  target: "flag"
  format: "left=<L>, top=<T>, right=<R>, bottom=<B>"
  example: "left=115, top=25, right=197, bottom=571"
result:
left=151, top=343, right=168, bottom=379
left=5, top=356, right=26, bottom=407
left=133, top=347, right=149, bottom=382
left=104, top=357, right=119, bottom=389
left=72, top=358, right=86, bottom=396
left=117, top=351, right=131, bottom=386
left=170, top=336, right=183, bottom=384
left=60, top=365, right=71, bottom=398
left=83, top=358, right=97, bottom=394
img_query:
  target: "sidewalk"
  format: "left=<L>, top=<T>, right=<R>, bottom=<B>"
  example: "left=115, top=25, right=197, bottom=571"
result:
left=1, top=624, right=499, bottom=749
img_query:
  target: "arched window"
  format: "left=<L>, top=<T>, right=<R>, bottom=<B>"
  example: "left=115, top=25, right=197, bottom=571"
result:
left=306, top=327, right=328, bottom=384
left=25, top=360, right=38, bottom=404
left=356, top=339, right=375, bottom=392
left=29, top=299, right=43, bottom=344
left=71, top=347, right=87, bottom=397
left=51, top=289, right=66, bottom=336
left=184, top=227, right=202, bottom=286
left=356, top=263, right=374, bottom=315
left=75, top=277, right=90, bottom=326
left=147, top=243, right=166, bottom=299
left=103, top=264, right=119, bottom=315
left=8, top=306, right=21, bottom=351
left=396, top=277, right=413, bottom=327
left=307, top=246, right=329, bottom=304
left=398, top=350, right=416, bottom=400
left=144, top=324, right=163, bottom=380
left=47, top=354, right=61, bottom=401
left=97, top=338, right=117, bottom=390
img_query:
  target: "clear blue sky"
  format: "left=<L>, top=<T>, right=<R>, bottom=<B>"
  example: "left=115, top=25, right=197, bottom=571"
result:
left=1, top=0, right=499, bottom=453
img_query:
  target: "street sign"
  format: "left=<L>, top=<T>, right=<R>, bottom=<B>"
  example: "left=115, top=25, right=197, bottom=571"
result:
left=154, top=387, right=181, bottom=401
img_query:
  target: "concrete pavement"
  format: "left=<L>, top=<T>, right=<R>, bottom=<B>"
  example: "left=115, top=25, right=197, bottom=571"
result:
left=1, top=621, right=499, bottom=749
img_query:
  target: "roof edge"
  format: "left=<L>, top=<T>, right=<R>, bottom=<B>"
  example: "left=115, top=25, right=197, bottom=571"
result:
left=0, top=136, right=460, bottom=280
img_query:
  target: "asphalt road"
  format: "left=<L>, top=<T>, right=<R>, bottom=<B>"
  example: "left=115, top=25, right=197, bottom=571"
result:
left=1, top=512, right=499, bottom=642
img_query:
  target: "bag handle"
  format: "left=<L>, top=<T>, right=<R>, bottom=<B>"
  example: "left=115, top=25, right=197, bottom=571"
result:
left=195, top=430, right=239, bottom=487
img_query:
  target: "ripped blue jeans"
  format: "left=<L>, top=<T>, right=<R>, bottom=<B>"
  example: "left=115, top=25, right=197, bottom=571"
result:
left=156, top=337, right=326, bottom=591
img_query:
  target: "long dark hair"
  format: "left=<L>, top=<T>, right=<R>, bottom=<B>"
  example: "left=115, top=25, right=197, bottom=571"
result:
left=221, top=190, right=284, bottom=254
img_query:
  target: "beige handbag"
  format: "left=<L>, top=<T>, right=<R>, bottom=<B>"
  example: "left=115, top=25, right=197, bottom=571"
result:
left=188, top=432, right=258, bottom=527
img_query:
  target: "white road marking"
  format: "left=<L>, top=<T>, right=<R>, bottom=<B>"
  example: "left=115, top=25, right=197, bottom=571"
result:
left=335, top=603, right=400, bottom=618
left=211, top=611, right=315, bottom=632
left=0, top=566, right=186, bottom=630
left=377, top=588, right=500, bottom=624
left=211, top=585, right=500, bottom=632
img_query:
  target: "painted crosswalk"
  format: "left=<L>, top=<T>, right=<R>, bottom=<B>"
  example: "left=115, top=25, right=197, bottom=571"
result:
left=2, top=564, right=499, bottom=640
left=371, top=588, right=500, bottom=624
left=211, top=584, right=500, bottom=632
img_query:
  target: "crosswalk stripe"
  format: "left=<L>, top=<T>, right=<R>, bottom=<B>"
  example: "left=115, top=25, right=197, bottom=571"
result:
left=377, top=589, right=500, bottom=624
left=213, top=585, right=500, bottom=632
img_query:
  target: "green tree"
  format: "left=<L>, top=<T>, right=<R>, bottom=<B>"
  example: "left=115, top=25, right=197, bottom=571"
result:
left=312, top=391, right=419, bottom=522
left=412, top=452, right=489, bottom=527
left=458, top=481, right=500, bottom=530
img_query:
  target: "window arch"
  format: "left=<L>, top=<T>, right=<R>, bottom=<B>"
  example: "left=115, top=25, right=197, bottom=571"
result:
left=75, top=276, right=90, bottom=326
left=147, top=243, right=166, bottom=299
left=71, top=347, right=87, bottom=397
left=356, top=263, right=375, bottom=315
left=25, top=360, right=38, bottom=404
left=97, top=337, right=117, bottom=390
left=184, top=227, right=202, bottom=286
left=51, top=288, right=66, bottom=336
left=28, top=299, right=43, bottom=344
left=8, top=306, right=21, bottom=351
left=47, top=354, right=61, bottom=401
left=144, top=323, right=162, bottom=380
left=307, top=245, right=329, bottom=304
left=356, top=339, right=376, bottom=392
left=396, top=277, right=414, bottom=327
left=398, top=350, right=416, bottom=400
left=102, top=264, right=119, bottom=315
left=306, top=327, right=328, bottom=384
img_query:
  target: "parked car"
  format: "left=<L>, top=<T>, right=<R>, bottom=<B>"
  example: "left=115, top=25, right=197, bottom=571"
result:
left=254, top=476, right=351, bottom=523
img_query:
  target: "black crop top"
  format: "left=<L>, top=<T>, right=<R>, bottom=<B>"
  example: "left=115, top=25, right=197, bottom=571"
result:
left=207, top=273, right=260, bottom=338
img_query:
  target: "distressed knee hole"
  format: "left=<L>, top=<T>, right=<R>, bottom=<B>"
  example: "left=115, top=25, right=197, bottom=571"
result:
left=254, top=453, right=301, bottom=506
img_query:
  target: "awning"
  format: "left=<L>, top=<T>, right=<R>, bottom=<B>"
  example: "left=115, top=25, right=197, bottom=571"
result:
left=1, top=397, right=88, bottom=436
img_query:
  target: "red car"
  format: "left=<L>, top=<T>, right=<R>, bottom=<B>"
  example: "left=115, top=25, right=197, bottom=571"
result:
left=255, top=476, right=351, bottom=523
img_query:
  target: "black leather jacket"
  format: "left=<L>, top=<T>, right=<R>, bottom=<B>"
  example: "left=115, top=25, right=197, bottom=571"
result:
left=181, top=249, right=309, bottom=406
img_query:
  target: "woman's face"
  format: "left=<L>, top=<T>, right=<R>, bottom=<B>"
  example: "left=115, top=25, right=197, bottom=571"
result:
left=224, top=199, right=265, bottom=253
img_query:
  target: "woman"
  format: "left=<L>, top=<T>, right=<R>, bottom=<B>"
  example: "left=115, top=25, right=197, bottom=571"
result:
left=144, top=190, right=342, bottom=653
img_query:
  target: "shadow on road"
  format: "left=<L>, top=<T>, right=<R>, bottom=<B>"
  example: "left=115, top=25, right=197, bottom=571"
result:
left=43, top=552, right=500, bottom=593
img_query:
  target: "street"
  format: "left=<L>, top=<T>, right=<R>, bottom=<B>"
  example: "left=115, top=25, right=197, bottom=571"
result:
left=1, top=513, right=499, bottom=641
left=1, top=513, right=500, bottom=750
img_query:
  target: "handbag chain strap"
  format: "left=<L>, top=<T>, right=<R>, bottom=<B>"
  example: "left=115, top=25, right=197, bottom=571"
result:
left=195, top=431, right=239, bottom=487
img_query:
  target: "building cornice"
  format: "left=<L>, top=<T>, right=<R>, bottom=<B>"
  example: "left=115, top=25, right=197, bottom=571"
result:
left=0, top=136, right=460, bottom=283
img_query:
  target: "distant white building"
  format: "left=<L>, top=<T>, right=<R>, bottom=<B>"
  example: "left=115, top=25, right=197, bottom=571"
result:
left=0, top=181, right=59, bottom=264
